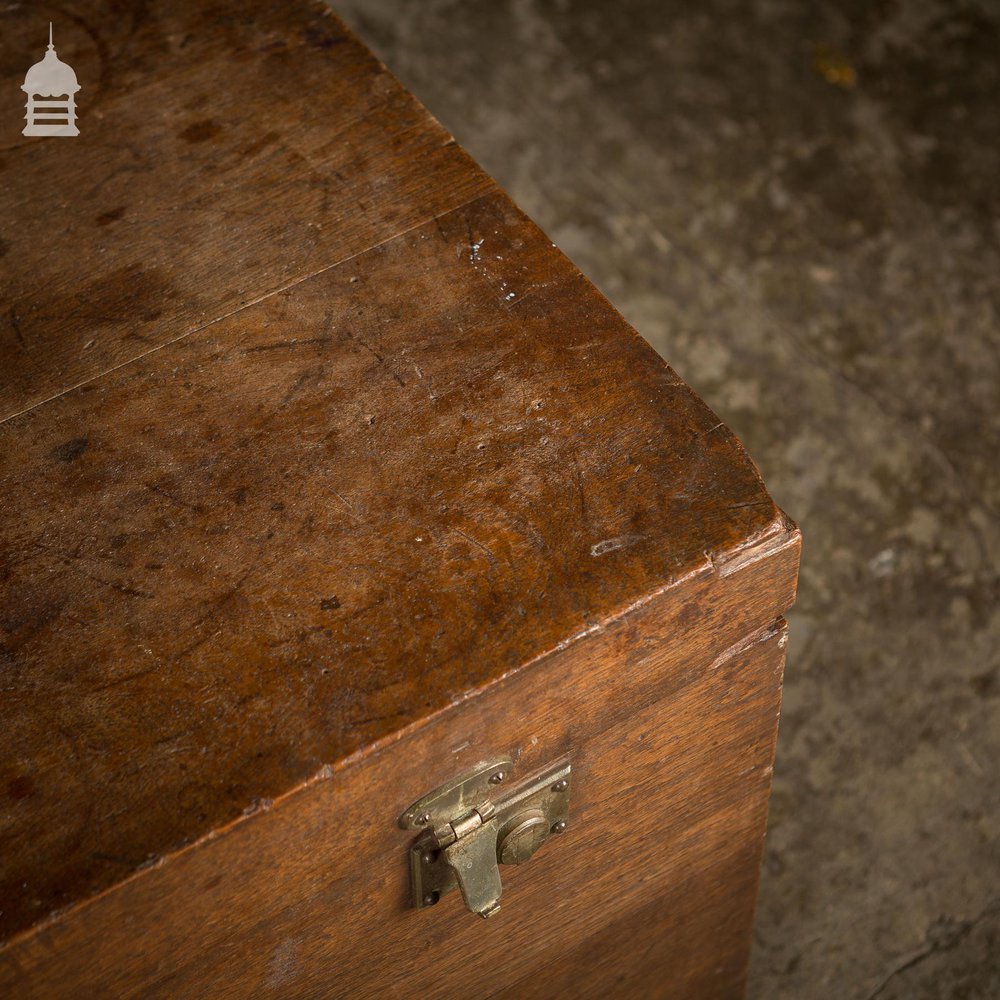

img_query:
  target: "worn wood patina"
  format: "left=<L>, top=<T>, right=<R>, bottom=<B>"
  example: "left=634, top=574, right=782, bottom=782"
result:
left=0, top=1, right=799, bottom=996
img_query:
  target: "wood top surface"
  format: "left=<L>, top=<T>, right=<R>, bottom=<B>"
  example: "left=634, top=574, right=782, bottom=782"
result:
left=0, top=0, right=787, bottom=942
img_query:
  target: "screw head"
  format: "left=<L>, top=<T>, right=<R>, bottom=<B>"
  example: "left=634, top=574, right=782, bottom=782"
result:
left=551, top=779, right=568, bottom=792
left=415, top=812, right=431, bottom=826
left=490, top=771, right=506, bottom=784
left=551, top=820, right=567, bottom=834
left=421, top=851, right=435, bottom=865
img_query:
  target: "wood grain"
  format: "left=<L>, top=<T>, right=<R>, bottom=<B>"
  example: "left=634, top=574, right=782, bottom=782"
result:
left=0, top=0, right=491, bottom=419
left=0, top=185, right=788, bottom=942
left=0, top=528, right=799, bottom=998
left=0, top=0, right=800, bottom=989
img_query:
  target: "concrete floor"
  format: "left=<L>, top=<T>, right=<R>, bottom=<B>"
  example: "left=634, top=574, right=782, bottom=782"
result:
left=333, top=1, right=1000, bottom=997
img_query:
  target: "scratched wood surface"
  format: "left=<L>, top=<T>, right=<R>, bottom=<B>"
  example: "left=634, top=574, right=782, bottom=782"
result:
left=0, top=0, right=799, bottom=989
left=0, top=533, right=799, bottom=999
left=0, top=0, right=491, bottom=419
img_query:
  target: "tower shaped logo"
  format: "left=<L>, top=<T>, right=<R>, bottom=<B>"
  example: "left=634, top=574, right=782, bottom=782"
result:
left=22, top=24, right=80, bottom=137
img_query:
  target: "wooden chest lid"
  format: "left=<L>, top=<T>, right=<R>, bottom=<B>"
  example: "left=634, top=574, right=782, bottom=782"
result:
left=0, top=0, right=790, bottom=943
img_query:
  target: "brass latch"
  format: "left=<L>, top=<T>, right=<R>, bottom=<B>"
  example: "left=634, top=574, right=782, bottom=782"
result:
left=398, top=757, right=571, bottom=918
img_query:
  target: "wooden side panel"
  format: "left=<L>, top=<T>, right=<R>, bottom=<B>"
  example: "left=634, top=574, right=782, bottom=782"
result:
left=493, top=625, right=788, bottom=1000
left=0, top=532, right=798, bottom=999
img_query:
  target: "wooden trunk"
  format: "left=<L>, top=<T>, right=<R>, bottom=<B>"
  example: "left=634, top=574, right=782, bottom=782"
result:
left=0, top=2, right=800, bottom=997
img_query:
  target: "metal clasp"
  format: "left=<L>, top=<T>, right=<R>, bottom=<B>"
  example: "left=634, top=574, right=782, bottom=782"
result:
left=398, top=757, right=571, bottom=918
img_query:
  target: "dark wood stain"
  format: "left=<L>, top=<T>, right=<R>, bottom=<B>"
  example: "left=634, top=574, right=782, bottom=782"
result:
left=50, top=437, right=89, bottom=463
left=178, top=118, right=223, bottom=143
left=0, top=0, right=799, bottom=994
left=5, top=775, right=34, bottom=802
left=95, top=206, right=126, bottom=226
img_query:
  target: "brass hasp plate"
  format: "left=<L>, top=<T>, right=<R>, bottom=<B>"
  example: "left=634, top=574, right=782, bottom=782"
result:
left=398, top=757, right=571, bottom=918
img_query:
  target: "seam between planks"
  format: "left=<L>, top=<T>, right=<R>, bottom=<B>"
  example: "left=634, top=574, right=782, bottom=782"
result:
left=0, top=187, right=496, bottom=429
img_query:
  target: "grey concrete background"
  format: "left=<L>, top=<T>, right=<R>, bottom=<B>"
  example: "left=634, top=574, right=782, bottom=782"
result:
left=332, top=1, right=1000, bottom=997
